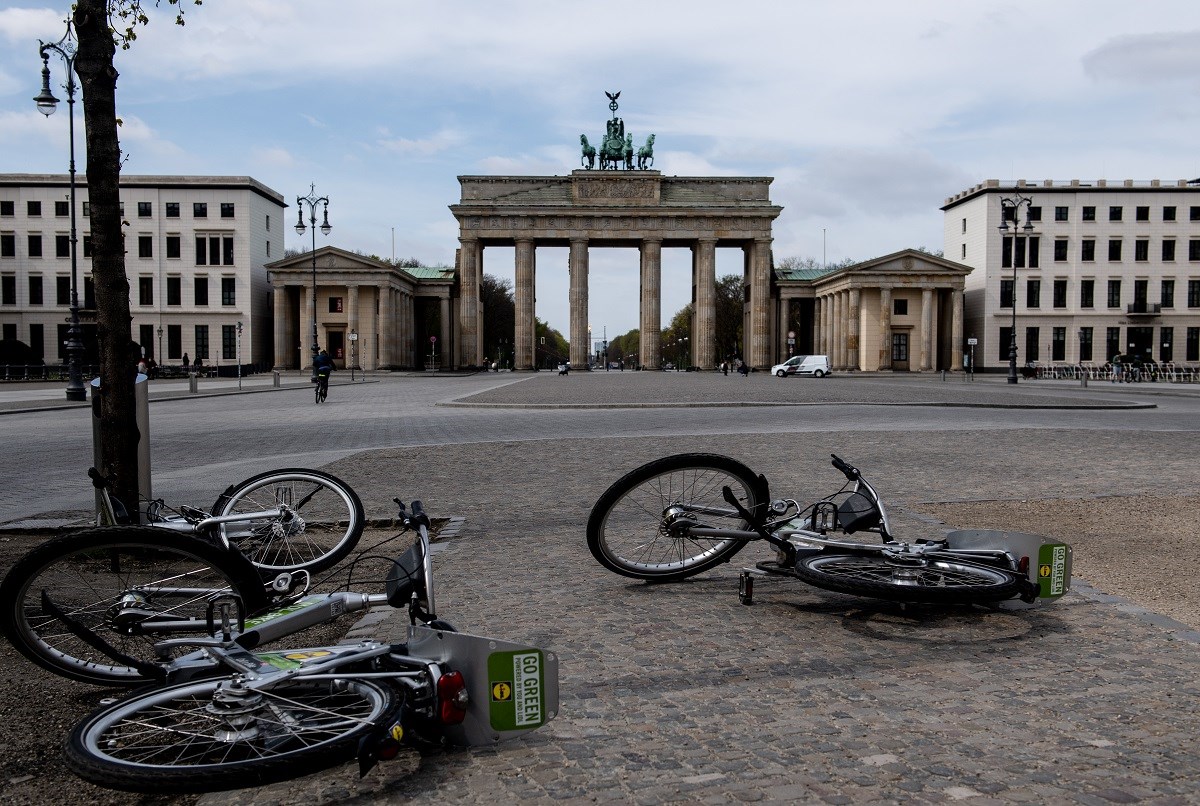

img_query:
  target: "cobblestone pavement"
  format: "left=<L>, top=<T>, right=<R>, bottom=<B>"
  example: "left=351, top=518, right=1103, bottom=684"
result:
left=3, top=374, right=1199, bottom=804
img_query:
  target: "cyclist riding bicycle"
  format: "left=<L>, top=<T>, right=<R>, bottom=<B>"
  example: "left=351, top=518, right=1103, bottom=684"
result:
left=313, top=350, right=335, bottom=399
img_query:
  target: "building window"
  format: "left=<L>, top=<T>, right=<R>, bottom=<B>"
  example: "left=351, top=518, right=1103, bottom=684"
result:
left=1054, top=206, right=1068, bottom=222
left=1163, top=240, right=1176, bottom=261
left=1000, top=279, right=1013, bottom=309
left=222, top=237, right=234, bottom=265
left=998, top=327, right=1012, bottom=361
left=1164, top=206, right=1177, bottom=221
left=1107, top=327, right=1121, bottom=362
left=29, top=323, right=43, bottom=359
left=167, top=324, right=182, bottom=359
left=221, top=277, right=236, bottom=306
left=1081, top=239, right=1095, bottom=261
left=1054, top=240, right=1068, bottom=261
left=222, top=325, right=237, bottom=360
left=1161, top=327, right=1174, bottom=362
left=195, top=276, right=208, bottom=306
left=0, top=233, right=14, bottom=258
left=166, top=276, right=181, bottom=306
left=84, top=276, right=95, bottom=308
left=1135, top=239, right=1149, bottom=262
left=1025, top=327, right=1040, bottom=361
left=329, top=296, right=344, bottom=313
left=54, top=200, right=68, bottom=217
left=138, top=276, right=153, bottom=306
left=195, top=325, right=209, bottom=360
left=1188, top=327, right=1200, bottom=362
left=27, top=201, right=41, bottom=217
left=1081, top=279, right=1095, bottom=308
left=1191, top=240, right=1200, bottom=261
left=1109, top=206, right=1122, bottom=221
left=1028, top=206, right=1042, bottom=222
left=55, top=234, right=69, bottom=258
left=893, top=298, right=908, bottom=316
left=220, top=203, right=235, bottom=218
left=1107, top=279, right=1121, bottom=308
left=1134, top=279, right=1148, bottom=307
left=1082, top=206, right=1096, bottom=222
left=1136, top=206, right=1149, bottom=222
left=28, top=275, right=43, bottom=306
left=138, top=235, right=153, bottom=258
left=1162, top=279, right=1175, bottom=308
left=1053, top=279, right=1067, bottom=308
left=28, top=234, right=42, bottom=258
left=1, top=274, right=15, bottom=305
left=1108, top=240, right=1122, bottom=261
left=1191, top=206, right=1200, bottom=221
left=266, top=214, right=271, bottom=231
left=266, top=241, right=271, bottom=257
left=82, top=201, right=89, bottom=217
left=1052, top=327, right=1066, bottom=361
left=0, top=201, right=13, bottom=216
left=195, top=235, right=233, bottom=266
left=83, top=235, right=91, bottom=257
left=137, top=201, right=152, bottom=217
left=56, top=276, right=70, bottom=305
left=193, top=202, right=207, bottom=218
left=1188, top=279, right=1200, bottom=308
left=961, top=217, right=967, bottom=234
left=166, top=235, right=181, bottom=259
left=1026, top=279, right=1041, bottom=309
left=195, top=237, right=206, bottom=265
left=1079, top=327, right=1093, bottom=362
left=165, top=202, right=180, bottom=218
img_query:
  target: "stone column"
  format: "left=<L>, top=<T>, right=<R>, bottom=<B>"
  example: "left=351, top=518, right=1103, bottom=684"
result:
left=833, top=292, right=843, bottom=369
left=272, top=286, right=289, bottom=369
left=568, top=238, right=589, bottom=368
left=879, top=287, right=893, bottom=370
left=458, top=237, right=480, bottom=367
left=379, top=284, right=394, bottom=369
left=347, top=284, right=360, bottom=369
left=515, top=238, right=536, bottom=370
left=301, top=285, right=314, bottom=369
left=951, top=288, right=964, bottom=371
left=747, top=239, right=771, bottom=368
left=847, top=287, right=861, bottom=371
left=920, top=287, right=934, bottom=370
left=402, top=291, right=414, bottom=367
left=640, top=238, right=662, bottom=369
left=693, top=238, right=717, bottom=369
left=440, top=296, right=452, bottom=369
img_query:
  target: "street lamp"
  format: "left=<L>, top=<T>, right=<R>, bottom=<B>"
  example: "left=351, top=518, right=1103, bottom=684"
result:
left=998, top=193, right=1035, bottom=384
left=156, top=326, right=163, bottom=369
left=34, top=18, right=86, bottom=401
left=678, top=336, right=689, bottom=371
left=295, top=185, right=331, bottom=377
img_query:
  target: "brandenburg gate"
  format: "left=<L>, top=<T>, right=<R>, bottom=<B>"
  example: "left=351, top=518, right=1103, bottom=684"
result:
left=450, top=171, right=782, bottom=370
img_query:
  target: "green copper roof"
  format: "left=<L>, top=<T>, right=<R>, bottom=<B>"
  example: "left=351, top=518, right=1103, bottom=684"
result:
left=404, top=266, right=455, bottom=280
left=774, top=265, right=839, bottom=281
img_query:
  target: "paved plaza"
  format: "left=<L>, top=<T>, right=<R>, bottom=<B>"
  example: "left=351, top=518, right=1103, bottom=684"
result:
left=2, top=372, right=1199, bottom=804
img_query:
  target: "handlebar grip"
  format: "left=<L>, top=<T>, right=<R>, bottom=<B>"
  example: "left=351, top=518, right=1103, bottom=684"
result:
left=410, top=500, right=425, bottom=518
left=830, top=454, right=860, bottom=480
left=88, top=467, right=109, bottom=489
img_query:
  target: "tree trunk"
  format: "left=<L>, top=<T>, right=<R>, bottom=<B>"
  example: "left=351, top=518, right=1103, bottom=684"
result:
left=74, top=0, right=141, bottom=517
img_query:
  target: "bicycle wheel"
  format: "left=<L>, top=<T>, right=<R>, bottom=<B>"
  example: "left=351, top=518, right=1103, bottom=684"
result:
left=587, top=453, right=760, bottom=581
left=212, top=468, right=365, bottom=574
left=0, top=527, right=265, bottom=686
left=319, top=382, right=328, bottom=403
left=315, top=382, right=322, bottom=403
left=793, top=552, right=1023, bottom=604
left=67, top=676, right=402, bottom=793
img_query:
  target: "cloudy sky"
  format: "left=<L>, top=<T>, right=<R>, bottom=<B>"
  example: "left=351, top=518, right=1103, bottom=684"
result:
left=2, top=0, right=1200, bottom=340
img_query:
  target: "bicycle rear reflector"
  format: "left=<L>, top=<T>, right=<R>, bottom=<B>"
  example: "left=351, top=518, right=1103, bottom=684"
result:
left=438, top=670, right=469, bottom=725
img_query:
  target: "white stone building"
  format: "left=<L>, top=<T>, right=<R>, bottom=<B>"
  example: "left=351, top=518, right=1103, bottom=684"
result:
left=944, top=178, right=1200, bottom=372
left=0, top=174, right=285, bottom=369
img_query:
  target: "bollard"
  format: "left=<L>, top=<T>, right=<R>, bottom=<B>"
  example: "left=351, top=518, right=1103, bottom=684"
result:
left=273, top=370, right=281, bottom=388
left=1081, top=375, right=1088, bottom=388
left=91, top=374, right=152, bottom=523
left=942, top=370, right=947, bottom=382
left=189, top=373, right=198, bottom=394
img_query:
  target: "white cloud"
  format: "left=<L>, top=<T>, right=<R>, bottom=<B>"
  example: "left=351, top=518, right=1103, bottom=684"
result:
left=376, top=128, right=468, bottom=158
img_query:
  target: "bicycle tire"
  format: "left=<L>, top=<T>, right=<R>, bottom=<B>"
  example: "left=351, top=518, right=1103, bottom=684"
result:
left=66, top=676, right=402, bottom=793
left=0, top=527, right=266, bottom=686
left=793, top=552, right=1023, bottom=604
left=587, top=453, right=760, bottom=581
left=212, top=468, right=365, bottom=574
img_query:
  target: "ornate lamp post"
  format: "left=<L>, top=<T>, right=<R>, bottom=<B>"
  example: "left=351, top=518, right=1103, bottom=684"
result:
left=997, top=193, right=1035, bottom=384
left=34, top=19, right=86, bottom=401
left=294, top=185, right=331, bottom=377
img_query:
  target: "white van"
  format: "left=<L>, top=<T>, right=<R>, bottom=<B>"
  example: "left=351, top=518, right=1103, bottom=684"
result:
left=770, top=355, right=831, bottom=378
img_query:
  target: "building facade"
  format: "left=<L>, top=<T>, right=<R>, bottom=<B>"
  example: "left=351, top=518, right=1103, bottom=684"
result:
left=0, top=174, right=285, bottom=369
left=944, top=178, right=1200, bottom=371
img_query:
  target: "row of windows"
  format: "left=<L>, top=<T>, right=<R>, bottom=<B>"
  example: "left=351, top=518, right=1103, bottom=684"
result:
left=992, top=235, right=1200, bottom=267
left=999, top=278, right=1200, bottom=309
left=136, top=324, right=240, bottom=361
left=2, top=274, right=236, bottom=307
left=1, top=233, right=241, bottom=264
left=0, top=199, right=239, bottom=219
left=997, top=326, right=1200, bottom=363
left=986, top=205, right=1200, bottom=228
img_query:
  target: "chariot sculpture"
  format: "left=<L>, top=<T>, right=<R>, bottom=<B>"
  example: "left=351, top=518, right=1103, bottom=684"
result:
left=580, top=91, right=654, bottom=171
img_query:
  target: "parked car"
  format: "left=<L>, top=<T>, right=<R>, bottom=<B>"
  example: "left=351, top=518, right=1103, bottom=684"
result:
left=770, top=354, right=831, bottom=378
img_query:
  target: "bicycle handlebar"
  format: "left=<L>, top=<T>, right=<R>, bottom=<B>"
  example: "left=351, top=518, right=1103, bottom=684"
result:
left=830, top=454, right=860, bottom=480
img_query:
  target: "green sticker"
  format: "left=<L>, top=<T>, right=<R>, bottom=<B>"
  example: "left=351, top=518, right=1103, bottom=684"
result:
left=487, top=649, right=545, bottom=731
left=1037, top=543, right=1069, bottom=598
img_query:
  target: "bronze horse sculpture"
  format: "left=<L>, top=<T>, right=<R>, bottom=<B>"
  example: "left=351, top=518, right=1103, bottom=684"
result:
left=580, top=135, right=596, bottom=169
left=637, top=134, right=655, bottom=169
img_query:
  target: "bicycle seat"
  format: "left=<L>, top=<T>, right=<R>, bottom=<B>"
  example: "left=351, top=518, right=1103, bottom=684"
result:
left=837, top=492, right=880, bottom=534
